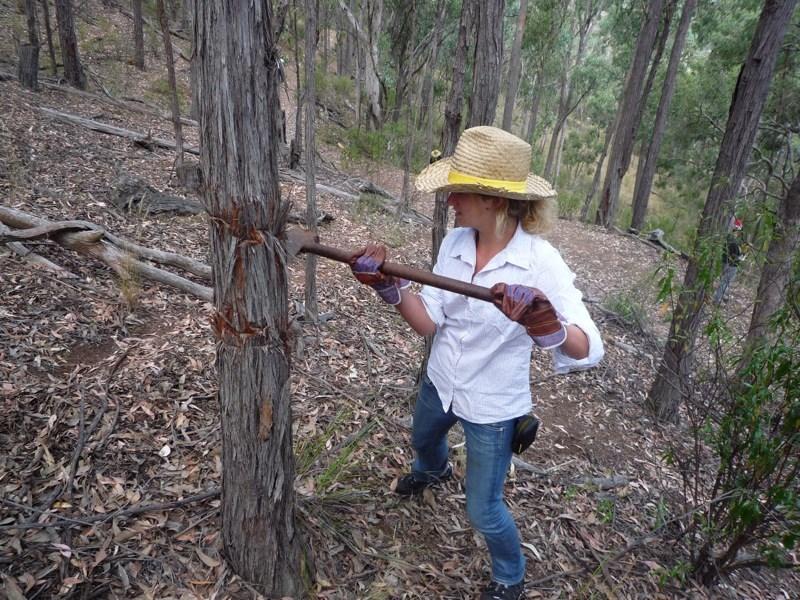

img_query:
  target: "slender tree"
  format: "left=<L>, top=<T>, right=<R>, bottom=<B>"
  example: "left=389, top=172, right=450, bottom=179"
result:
left=195, top=1, right=306, bottom=594
left=18, top=0, right=40, bottom=90
left=39, top=0, right=57, bottom=76
left=501, top=0, right=528, bottom=132
left=468, top=0, right=505, bottom=127
left=304, top=0, right=319, bottom=321
left=54, top=0, right=86, bottom=89
left=594, top=0, right=663, bottom=227
left=631, top=0, right=695, bottom=231
left=132, top=0, right=145, bottom=70
left=419, top=0, right=447, bottom=164
left=646, top=0, right=798, bottom=423
left=290, top=0, right=303, bottom=169
left=156, top=0, right=184, bottom=171
left=743, top=169, right=800, bottom=356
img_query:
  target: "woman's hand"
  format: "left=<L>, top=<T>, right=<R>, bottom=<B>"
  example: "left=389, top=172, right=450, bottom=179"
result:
left=350, top=244, right=409, bottom=306
left=491, top=283, right=567, bottom=349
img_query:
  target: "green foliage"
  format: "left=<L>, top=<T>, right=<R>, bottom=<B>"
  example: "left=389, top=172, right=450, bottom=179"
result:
left=673, top=293, right=800, bottom=583
left=603, top=289, right=649, bottom=331
left=596, top=497, right=616, bottom=524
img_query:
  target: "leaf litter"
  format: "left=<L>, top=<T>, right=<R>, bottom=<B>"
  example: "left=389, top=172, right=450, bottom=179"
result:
left=1, top=30, right=798, bottom=600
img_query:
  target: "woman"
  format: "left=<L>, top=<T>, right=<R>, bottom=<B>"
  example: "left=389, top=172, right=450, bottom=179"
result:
left=350, top=126, right=604, bottom=600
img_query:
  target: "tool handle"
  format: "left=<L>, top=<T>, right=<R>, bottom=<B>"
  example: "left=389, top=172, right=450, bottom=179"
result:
left=302, top=240, right=496, bottom=303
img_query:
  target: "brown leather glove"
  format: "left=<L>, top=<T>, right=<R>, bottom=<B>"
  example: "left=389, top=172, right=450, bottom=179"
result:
left=491, top=283, right=567, bottom=349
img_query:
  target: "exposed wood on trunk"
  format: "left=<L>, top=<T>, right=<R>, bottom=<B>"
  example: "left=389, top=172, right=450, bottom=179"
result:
left=0, top=206, right=212, bottom=301
left=196, top=0, right=305, bottom=593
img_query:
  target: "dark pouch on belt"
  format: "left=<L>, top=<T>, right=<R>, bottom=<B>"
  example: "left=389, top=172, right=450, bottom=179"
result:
left=512, top=415, right=540, bottom=455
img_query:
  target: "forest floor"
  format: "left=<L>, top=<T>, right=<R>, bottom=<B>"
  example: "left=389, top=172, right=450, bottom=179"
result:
left=1, top=7, right=798, bottom=600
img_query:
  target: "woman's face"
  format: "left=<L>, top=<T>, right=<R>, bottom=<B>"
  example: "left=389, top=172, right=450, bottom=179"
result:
left=448, top=192, right=496, bottom=229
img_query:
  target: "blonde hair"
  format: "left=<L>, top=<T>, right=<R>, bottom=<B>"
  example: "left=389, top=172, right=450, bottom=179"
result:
left=493, top=196, right=556, bottom=236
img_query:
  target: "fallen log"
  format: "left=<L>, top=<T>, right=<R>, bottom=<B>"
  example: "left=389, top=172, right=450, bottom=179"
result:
left=113, top=174, right=205, bottom=215
left=0, top=206, right=211, bottom=280
left=40, top=107, right=200, bottom=155
left=0, top=206, right=212, bottom=301
left=0, top=222, right=78, bottom=278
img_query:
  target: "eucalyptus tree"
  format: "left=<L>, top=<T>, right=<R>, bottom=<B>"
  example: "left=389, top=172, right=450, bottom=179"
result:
left=155, top=0, right=184, bottom=172
left=630, top=0, right=696, bottom=232
left=595, top=0, right=664, bottom=227
left=39, top=0, right=57, bottom=76
left=305, top=0, right=319, bottom=321
left=647, top=0, right=798, bottom=423
left=196, top=1, right=306, bottom=594
left=132, top=0, right=145, bottom=70
left=502, top=0, right=528, bottom=132
left=18, top=0, right=39, bottom=90
left=468, top=0, right=505, bottom=127
left=542, top=0, right=602, bottom=181
left=54, top=0, right=86, bottom=89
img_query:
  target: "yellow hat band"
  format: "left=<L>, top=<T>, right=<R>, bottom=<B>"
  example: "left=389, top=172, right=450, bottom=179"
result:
left=447, top=169, right=527, bottom=193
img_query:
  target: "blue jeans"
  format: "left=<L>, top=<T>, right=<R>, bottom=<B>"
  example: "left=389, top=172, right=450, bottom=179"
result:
left=411, top=376, right=525, bottom=585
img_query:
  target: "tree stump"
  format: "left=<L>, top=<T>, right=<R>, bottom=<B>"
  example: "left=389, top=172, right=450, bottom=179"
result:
left=17, top=43, right=39, bottom=91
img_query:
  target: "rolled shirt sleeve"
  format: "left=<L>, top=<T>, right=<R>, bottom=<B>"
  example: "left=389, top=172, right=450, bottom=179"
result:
left=534, top=246, right=604, bottom=374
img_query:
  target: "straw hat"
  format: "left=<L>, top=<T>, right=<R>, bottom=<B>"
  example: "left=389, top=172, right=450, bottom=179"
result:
left=415, top=126, right=556, bottom=201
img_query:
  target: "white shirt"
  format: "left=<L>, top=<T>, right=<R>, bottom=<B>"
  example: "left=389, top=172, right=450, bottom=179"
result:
left=419, top=224, right=604, bottom=424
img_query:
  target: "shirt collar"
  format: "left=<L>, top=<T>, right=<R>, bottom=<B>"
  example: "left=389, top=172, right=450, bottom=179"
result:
left=448, top=223, right=531, bottom=270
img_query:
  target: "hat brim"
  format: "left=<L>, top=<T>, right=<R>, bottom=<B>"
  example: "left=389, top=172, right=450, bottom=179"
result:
left=415, top=157, right=556, bottom=201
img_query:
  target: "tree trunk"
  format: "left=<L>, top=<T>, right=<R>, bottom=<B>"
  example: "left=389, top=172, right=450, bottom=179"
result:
left=364, top=0, right=383, bottom=128
left=420, top=0, right=447, bottom=164
left=24, top=0, right=38, bottom=45
left=544, top=1, right=594, bottom=180
left=646, top=0, right=798, bottom=423
left=501, top=0, right=527, bottom=132
left=195, top=1, right=306, bottom=594
left=580, top=118, right=614, bottom=221
left=524, top=70, right=542, bottom=144
left=468, top=0, right=504, bottom=127
left=304, top=0, right=319, bottom=321
left=39, top=0, right=58, bottom=76
left=338, top=0, right=382, bottom=129
left=19, top=0, right=39, bottom=90
left=631, top=0, right=695, bottom=231
left=54, top=0, right=86, bottom=89
left=132, top=0, right=145, bottom=70
left=743, top=170, right=800, bottom=355
left=290, top=0, right=303, bottom=169
left=389, top=1, right=415, bottom=123
left=155, top=0, right=184, bottom=171
left=320, top=0, right=328, bottom=72
left=595, top=0, right=663, bottom=227
left=18, top=44, right=39, bottom=91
